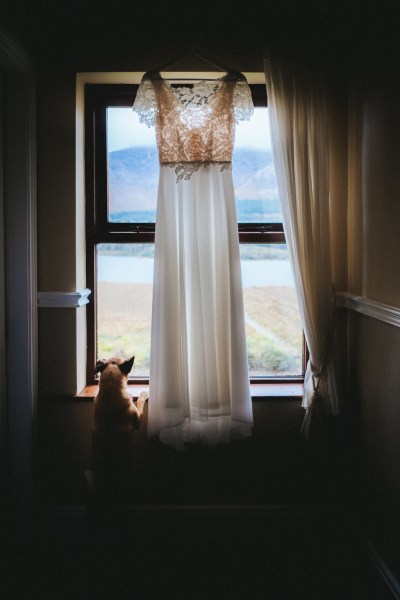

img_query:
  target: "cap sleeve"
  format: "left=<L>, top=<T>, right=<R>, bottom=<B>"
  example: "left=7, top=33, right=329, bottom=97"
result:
left=233, top=80, right=254, bottom=123
left=132, top=79, right=157, bottom=128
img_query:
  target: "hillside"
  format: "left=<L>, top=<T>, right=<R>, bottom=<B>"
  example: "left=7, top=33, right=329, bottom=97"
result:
left=108, top=146, right=281, bottom=222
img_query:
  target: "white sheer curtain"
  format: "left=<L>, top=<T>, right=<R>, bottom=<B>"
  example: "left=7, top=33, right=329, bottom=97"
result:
left=265, top=57, right=341, bottom=438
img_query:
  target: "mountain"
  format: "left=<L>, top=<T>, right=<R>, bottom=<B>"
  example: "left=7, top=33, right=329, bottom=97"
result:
left=108, top=146, right=281, bottom=222
left=108, top=147, right=159, bottom=214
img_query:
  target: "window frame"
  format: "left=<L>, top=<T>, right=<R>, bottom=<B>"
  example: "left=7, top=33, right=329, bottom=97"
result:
left=85, top=83, right=306, bottom=385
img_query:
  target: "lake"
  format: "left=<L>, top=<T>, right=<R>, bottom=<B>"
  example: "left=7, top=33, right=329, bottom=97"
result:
left=98, top=255, right=295, bottom=287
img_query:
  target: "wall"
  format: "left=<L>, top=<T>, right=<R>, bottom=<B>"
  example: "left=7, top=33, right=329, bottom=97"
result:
left=348, top=45, right=400, bottom=575
left=39, top=396, right=350, bottom=507
left=37, top=72, right=87, bottom=395
left=0, top=26, right=37, bottom=536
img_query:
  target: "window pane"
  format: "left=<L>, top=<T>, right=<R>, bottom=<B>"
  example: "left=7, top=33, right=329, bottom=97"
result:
left=106, top=105, right=282, bottom=224
left=233, top=108, right=282, bottom=223
left=107, top=108, right=158, bottom=223
left=241, top=244, right=303, bottom=377
left=96, top=243, right=303, bottom=379
left=96, top=243, right=154, bottom=376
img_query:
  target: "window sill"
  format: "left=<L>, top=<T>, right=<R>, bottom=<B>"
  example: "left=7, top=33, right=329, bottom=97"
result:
left=76, top=382, right=303, bottom=400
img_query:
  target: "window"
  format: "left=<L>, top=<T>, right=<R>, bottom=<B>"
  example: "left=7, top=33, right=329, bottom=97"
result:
left=85, top=82, right=305, bottom=385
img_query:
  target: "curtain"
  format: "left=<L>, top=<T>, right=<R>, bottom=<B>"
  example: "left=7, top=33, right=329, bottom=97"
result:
left=264, top=57, right=341, bottom=438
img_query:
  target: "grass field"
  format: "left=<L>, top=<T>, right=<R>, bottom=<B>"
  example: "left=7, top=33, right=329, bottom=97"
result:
left=97, top=281, right=303, bottom=377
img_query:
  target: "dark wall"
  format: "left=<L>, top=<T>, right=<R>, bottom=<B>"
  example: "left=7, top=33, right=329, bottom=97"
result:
left=347, top=39, right=400, bottom=577
left=39, top=395, right=353, bottom=508
left=1, top=1, right=397, bottom=74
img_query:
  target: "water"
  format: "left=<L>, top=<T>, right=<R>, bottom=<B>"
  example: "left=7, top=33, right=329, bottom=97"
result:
left=97, top=255, right=295, bottom=287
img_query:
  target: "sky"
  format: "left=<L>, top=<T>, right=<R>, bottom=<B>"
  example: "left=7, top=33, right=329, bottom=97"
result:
left=107, top=107, right=272, bottom=153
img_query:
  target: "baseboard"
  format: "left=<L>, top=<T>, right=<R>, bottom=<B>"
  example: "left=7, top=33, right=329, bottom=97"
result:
left=365, top=539, right=400, bottom=599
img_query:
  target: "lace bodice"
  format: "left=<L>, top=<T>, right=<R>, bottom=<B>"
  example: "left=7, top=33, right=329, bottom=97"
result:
left=133, top=75, right=254, bottom=180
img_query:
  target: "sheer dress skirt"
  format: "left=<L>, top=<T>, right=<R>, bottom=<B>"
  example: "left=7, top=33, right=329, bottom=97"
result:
left=148, top=164, right=253, bottom=448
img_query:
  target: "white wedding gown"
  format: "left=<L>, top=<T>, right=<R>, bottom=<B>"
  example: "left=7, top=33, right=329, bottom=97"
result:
left=133, top=74, right=253, bottom=449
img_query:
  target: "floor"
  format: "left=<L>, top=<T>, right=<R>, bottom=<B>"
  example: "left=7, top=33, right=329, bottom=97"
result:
left=2, top=503, right=395, bottom=599
left=4, top=405, right=395, bottom=599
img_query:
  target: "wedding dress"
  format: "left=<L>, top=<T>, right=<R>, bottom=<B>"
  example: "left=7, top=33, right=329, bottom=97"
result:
left=133, top=73, right=254, bottom=449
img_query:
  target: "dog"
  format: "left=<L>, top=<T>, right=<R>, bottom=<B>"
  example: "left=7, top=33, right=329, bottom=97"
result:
left=89, top=356, right=148, bottom=493
left=93, top=356, right=148, bottom=433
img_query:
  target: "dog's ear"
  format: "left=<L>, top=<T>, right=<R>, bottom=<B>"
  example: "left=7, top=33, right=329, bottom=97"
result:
left=94, top=360, right=106, bottom=374
left=118, top=356, right=135, bottom=375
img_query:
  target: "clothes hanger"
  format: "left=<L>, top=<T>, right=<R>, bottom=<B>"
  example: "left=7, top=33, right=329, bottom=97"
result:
left=142, top=53, right=245, bottom=82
